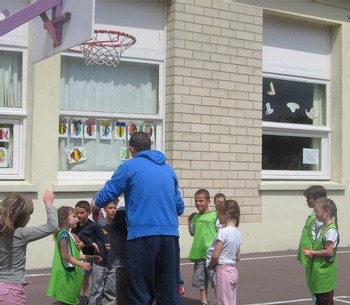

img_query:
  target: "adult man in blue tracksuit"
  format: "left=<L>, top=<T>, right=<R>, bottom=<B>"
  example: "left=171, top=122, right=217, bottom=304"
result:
left=94, top=131, right=185, bottom=305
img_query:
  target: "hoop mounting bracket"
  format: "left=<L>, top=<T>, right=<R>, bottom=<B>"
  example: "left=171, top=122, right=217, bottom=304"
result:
left=0, top=0, right=70, bottom=47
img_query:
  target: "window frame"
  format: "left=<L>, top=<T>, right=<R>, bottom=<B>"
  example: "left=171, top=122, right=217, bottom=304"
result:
left=262, top=73, right=331, bottom=180
left=0, top=46, right=27, bottom=180
left=57, top=54, right=165, bottom=182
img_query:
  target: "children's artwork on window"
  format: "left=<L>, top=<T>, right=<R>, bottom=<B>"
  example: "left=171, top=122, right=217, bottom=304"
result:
left=265, top=103, right=274, bottom=115
left=120, top=147, right=128, bottom=161
left=305, top=107, right=317, bottom=120
left=58, top=118, right=68, bottom=138
left=287, top=102, right=300, bottom=113
left=115, top=121, right=127, bottom=141
left=267, top=81, right=276, bottom=96
left=128, top=122, right=138, bottom=140
left=70, top=119, right=83, bottom=138
left=0, top=128, right=10, bottom=142
left=142, top=123, right=154, bottom=142
left=100, top=120, right=112, bottom=140
left=84, top=119, right=97, bottom=139
left=0, top=147, right=8, bottom=167
left=67, top=147, right=86, bottom=163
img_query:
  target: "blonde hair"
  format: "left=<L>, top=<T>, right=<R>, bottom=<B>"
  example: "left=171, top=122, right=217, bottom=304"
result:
left=0, top=193, right=34, bottom=236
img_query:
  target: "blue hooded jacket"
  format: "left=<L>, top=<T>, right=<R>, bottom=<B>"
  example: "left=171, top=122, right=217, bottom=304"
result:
left=94, top=150, right=185, bottom=240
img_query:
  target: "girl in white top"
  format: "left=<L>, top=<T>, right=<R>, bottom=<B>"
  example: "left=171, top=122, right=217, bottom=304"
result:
left=207, top=199, right=241, bottom=305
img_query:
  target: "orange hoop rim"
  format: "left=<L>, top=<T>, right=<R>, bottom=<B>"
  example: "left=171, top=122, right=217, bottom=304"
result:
left=82, top=29, right=136, bottom=47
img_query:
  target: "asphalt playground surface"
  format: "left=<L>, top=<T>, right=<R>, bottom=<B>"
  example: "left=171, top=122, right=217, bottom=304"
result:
left=25, top=248, right=350, bottom=305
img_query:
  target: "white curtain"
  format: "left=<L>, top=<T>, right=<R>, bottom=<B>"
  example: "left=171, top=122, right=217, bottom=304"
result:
left=0, top=51, right=22, bottom=107
left=60, top=57, right=158, bottom=114
left=58, top=57, right=159, bottom=171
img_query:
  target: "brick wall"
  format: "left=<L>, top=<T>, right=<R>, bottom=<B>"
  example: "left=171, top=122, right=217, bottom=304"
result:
left=166, top=0, right=263, bottom=222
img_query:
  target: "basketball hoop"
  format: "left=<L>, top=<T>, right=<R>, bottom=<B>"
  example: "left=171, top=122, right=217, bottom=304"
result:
left=80, top=29, right=136, bottom=67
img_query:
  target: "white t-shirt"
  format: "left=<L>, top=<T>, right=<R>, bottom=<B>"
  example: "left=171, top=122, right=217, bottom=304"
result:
left=207, top=226, right=241, bottom=266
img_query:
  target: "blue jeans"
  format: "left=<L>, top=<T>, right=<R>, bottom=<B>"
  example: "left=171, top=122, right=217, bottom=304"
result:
left=126, top=236, right=181, bottom=305
left=89, top=264, right=116, bottom=305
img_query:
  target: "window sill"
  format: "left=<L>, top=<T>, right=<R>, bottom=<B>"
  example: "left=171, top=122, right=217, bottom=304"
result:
left=53, top=183, right=104, bottom=193
left=259, top=181, right=346, bottom=192
left=0, top=182, right=38, bottom=193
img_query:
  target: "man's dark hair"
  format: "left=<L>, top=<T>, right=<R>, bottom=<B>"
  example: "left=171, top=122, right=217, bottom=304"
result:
left=129, top=131, right=151, bottom=152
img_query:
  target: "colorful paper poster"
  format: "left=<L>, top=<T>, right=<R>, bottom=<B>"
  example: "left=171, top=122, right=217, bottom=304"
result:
left=0, top=127, right=10, bottom=142
left=67, top=147, right=86, bottom=164
left=58, top=118, right=68, bottom=138
left=0, top=147, right=8, bottom=167
left=142, top=123, right=154, bottom=142
left=128, top=122, right=138, bottom=140
left=115, top=121, right=127, bottom=141
left=84, top=119, right=97, bottom=139
left=120, top=147, right=128, bottom=161
left=70, top=119, right=83, bottom=138
left=100, top=120, right=112, bottom=140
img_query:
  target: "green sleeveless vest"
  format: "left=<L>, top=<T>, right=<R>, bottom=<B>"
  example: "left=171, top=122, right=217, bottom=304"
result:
left=297, top=214, right=317, bottom=267
left=47, top=229, right=84, bottom=305
left=306, top=223, right=338, bottom=294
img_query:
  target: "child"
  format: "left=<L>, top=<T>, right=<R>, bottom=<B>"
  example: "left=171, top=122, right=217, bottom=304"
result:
left=0, top=190, right=58, bottom=305
left=108, top=204, right=128, bottom=305
left=213, top=193, right=226, bottom=229
left=207, top=200, right=241, bottom=305
left=79, top=200, right=118, bottom=305
left=71, top=200, right=95, bottom=304
left=297, top=185, right=327, bottom=305
left=303, top=198, right=339, bottom=305
left=47, top=206, right=101, bottom=305
left=188, top=189, right=217, bottom=305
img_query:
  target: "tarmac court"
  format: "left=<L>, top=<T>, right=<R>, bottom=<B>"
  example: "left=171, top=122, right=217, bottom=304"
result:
left=25, top=248, right=350, bottom=305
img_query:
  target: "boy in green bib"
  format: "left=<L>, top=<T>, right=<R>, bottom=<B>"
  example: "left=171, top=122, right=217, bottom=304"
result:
left=297, top=185, right=327, bottom=305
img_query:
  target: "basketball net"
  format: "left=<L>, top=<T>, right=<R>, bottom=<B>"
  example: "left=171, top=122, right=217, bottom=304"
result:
left=80, top=30, right=136, bottom=67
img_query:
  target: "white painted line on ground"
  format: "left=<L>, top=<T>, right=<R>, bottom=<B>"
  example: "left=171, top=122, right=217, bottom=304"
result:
left=243, top=297, right=350, bottom=305
left=26, top=250, right=350, bottom=277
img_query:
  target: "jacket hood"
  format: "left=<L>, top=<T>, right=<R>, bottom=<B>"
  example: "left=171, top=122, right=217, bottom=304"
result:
left=135, top=150, right=167, bottom=165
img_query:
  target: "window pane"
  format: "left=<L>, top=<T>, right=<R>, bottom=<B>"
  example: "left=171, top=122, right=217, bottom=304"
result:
left=0, top=51, right=22, bottom=108
left=60, top=57, right=159, bottom=115
left=58, top=117, right=157, bottom=171
left=0, top=124, right=14, bottom=168
left=263, top=78, right=326, bottom=126
left=262, top=135, right=321, bottom=171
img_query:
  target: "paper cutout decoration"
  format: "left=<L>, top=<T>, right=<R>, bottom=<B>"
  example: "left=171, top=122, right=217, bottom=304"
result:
left=58, top=118, right=68, bottom=138
left=287, top=102, right=300, bottom=113
left=0, top=147, right=8, bottom=167
left=303, top=148, right=319, bottom=165
left=70, top=119, right=83, bottom=138
left=67, top=147, right=86, bottom=163
left=128, top=123, right=138, bottom=139
left=100, top=120, right=112, bottom=140
left=84, top=119, right=97, bottom=139
left=0, top=128, right=10, bottom=142
left=120, top=147, right=128, bottom=161
left=267, top=82, right=275, bottom=96
left=142, top=123, right=155, bottom=142
left=115, top=121, right=127, bottom=140
left=265, top=102, right=274, bottom=115
left=305, top=107, right=317, bottom=120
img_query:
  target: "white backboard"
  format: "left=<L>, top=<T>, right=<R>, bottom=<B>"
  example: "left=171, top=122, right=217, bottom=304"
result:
left=32, top=0, right=95, bottom=63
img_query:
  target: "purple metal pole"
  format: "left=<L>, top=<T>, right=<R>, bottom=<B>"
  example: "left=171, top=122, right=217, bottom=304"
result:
left=0, top=0, right=60, bottom=35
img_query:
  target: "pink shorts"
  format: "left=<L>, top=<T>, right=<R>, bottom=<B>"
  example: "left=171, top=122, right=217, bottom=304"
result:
left=0, top=281, right=27, bottom=305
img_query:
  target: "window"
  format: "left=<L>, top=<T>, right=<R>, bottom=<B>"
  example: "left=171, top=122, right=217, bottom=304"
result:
left=262, top=76, right=330, bottom=179
left=58, top=55, right=163, bottom=179
left=262, top=16, right=331, bottom=180
left=0, top=49, right=25, bottom=179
